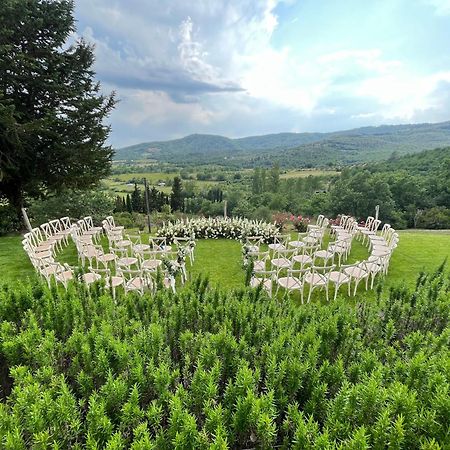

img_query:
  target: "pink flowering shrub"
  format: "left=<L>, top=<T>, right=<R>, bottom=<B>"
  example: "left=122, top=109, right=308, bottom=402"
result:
left=291, top=215, right=310, bottom=232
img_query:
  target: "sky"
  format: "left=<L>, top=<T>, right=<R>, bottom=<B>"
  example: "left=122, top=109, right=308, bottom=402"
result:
left=73, top=0, right=450, bottom=148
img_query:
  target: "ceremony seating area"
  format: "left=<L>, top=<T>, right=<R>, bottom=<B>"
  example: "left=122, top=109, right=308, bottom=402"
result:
left=22, top=215, right=196, bottom=296
left=22, top=213, right=398, bottom=302
left=244, top=214, right=398, bottom=302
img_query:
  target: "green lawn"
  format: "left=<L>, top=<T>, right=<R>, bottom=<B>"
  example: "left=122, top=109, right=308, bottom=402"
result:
left=1, top=230, right=449, bottom=298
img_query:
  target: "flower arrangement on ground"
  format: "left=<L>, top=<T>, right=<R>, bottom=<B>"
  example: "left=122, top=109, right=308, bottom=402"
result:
left=157, top=217, right=279, bottom=243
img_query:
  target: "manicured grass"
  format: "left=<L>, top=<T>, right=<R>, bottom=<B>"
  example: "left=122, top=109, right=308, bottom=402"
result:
left=0, top=235, right=34, bottom=282
left=1, top=230, right=449, bottom=297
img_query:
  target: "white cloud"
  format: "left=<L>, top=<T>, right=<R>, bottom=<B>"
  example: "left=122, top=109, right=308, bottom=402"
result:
left=425, top=0, right=450, bottom=15
left=72, top=0, right=450, bottom=146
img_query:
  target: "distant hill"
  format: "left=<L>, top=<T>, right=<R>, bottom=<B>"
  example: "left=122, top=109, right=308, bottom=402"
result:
left=114, top=121, right=450, bottom=167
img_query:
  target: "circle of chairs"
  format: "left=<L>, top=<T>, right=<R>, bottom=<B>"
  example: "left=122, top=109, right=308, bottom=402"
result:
left=244, top=214, right=398, bottom=303
left=23, top=215, right=196, bottom=297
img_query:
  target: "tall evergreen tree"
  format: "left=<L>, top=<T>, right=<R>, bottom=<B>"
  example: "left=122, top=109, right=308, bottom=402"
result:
left=126, top=194, right=132, bottom=213
left=114, top=196, right=124, bottom=213
left=131, top=183, right=143, bottom=213
left=269, top=164, right=280, bottom=193
left=252, top=168, right=262, bottom=195
left=170, top=176, right=184, bottom=211
left=0, top=0, right=115, bottom=222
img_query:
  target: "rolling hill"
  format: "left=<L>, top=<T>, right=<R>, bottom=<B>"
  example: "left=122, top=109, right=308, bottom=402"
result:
left=114, top=121, right=450, bottom=168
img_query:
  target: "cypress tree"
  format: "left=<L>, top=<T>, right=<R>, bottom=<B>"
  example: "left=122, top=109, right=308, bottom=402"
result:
left=0, top=0, right=116, bottom=223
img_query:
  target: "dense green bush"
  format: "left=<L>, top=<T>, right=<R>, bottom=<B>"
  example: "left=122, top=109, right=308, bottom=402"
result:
left=28, top=189, right=114, bottom=226
left=416, top=207, right=450, bottom=229
left=0, top=204, right=21, bottom=235
left=0, top=266, right=449, bottom=448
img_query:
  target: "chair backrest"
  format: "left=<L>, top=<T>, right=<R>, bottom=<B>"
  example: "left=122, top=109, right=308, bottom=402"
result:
left=316, top=215, right=325, bottom=227
left=310, top=264, right=335, bottom=278
left=340, top=215, right=349, bottom=228
left=31, top=227, right=45, bottom=245
left=77, top=219, right=88, bottom=233
left=150, top=237, right=169, bottom=251
left=370, top=219, right=381, bottom=232
left=40, top=222, right=53, bottom=239
left=84, top=216, right=94, bottom=229
left=321, top=217, right=329, bottom=228
left=285, top=269, right=306, bottom=287
left=380, top=223, right=391, bottom=238
left=126, top=232, right=143, bottom=246
left=106, top=216, right=115, bottom=228
left=344, top=218, right=356, bottom=232
left=365, top=216, right=374, bottom=229
left=49, top=219, right=63, bottom=235
left=274, top=247, right=297, bottom=258
left=60, top=216, right=71, bottom=230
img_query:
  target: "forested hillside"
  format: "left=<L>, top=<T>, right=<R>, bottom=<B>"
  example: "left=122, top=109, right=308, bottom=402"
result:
left=115, top=121, right=450, bottom=168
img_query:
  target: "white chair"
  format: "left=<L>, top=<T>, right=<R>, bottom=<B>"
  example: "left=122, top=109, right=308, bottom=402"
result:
left=327, top=266, right=351, bottom=300
left=250, top=269, right=276, bottom=297
left=268, top=235, right=289, bottom=253
left=244, top=235, right=264, bottom=253
left=356, top=216, right=374, bottom=240
left=174, top=236, right=195, bottom=264
left=117, top=267, right=150, bottom=295
left=84, top=216, right=103, bottom=240
left=331, top=215, right=349, bottom=236
left=247, top=250, right=270, bottom=272
left=307, top=214, right=325, bottom=231
left=54, top=263, right=74, bottom=289
left=106, top=216, right=124, bottom=231
left=270, top=248, right=296, bottom=274
left=89, top=266, right=124, bottom=300
left=137, top=248, right=163, bottom=271
left=304, top=265, right=334, bottom=302
left=127, top=231, right=150, bottom=254
left=361, top=219, right=381, bottom=246
left=288, top=233, right=306, bottom=249
left=276, top=269, right=306, bottom=303
left=292, top=245, right=314, bottom=269
left=149, top=236, right=171, bottom=253
left=343, top=262, right=369, bottom=296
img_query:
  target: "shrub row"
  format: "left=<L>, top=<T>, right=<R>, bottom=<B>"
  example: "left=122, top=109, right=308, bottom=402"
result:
left=0, top=266, right=449, bottom=448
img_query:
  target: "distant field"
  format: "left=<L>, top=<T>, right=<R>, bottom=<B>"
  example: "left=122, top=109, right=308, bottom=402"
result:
left=103, top=171, right=229, bottom=196
left=280, top=169, right=340, bottom=179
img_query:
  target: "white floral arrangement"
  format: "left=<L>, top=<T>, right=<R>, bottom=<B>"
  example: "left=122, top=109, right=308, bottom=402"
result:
left=157, top=217, right=279, bottom=243
left=177, top=246, right=187, bottom=265
left=163, top=258, right=180, bottom=278
left=241, top=244, right=256, bottom=268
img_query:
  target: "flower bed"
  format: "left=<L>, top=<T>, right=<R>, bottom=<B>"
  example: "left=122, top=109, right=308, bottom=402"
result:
left=157, top=216, right=280, bottom=242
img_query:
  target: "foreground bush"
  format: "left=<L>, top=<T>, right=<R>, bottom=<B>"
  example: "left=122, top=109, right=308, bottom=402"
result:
left=0, top=267, right=449, bottom=449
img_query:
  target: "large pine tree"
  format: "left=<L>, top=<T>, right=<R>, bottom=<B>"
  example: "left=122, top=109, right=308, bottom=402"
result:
left=0, top=0, right=115, bottom=222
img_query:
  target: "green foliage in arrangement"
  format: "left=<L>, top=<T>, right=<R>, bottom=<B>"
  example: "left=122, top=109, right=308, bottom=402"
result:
left=0, top=265, right=449, bottom=448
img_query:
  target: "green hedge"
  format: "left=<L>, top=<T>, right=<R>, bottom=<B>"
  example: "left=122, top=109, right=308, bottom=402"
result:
left=0, top=267, right=449, bottom=449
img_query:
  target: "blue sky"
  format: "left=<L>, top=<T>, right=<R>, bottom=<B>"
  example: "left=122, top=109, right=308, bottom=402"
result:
left=73, top=0, right=450, bottom=147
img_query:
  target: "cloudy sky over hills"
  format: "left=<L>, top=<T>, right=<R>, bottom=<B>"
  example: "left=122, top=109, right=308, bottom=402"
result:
left=73, top=0, right=450, bottom=147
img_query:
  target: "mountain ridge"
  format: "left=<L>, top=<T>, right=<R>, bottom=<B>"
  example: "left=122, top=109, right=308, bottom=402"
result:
left=114, top=120, right=450, bottom=167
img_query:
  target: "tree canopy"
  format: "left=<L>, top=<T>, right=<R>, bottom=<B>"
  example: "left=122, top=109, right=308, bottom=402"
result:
left=0, top=0, right=115, bottom=220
